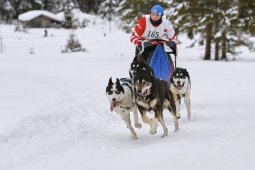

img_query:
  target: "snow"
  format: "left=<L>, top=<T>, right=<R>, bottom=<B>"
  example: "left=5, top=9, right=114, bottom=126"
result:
left=18, top=10, right=62, bottom=22
left=0, top=18, right=255, bottom=170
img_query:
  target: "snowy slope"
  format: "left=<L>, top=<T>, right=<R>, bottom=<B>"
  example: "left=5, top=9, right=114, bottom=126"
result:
left=0, top=21, right=255, bottom=170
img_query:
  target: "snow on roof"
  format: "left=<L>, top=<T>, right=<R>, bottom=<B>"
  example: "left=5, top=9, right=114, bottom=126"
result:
left=18, top=10, right=62, bottom=22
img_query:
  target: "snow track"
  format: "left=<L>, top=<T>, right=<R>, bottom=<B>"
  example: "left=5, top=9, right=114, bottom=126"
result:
left=0, top=101, right=114, bottom=168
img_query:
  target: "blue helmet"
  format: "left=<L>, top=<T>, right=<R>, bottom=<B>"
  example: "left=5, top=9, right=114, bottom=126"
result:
left=150, top=5, right=164, bottom=16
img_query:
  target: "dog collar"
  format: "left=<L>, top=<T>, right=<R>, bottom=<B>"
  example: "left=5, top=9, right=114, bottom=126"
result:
left=118, top=103, right=134, bottom=111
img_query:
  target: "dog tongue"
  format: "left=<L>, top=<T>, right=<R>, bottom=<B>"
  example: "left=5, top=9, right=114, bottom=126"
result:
left=139, top=92, right=147, bottom=97
left=138, top=90, right=147, bottom=97
left=110, top=101, right=117, bottom=112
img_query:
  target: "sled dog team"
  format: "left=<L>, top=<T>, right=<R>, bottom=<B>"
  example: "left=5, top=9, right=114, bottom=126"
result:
left=106, top=55, right=191, bottom=139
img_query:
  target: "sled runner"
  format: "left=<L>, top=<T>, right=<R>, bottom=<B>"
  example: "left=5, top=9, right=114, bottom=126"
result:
left=61, top=46, right=86, bottom=53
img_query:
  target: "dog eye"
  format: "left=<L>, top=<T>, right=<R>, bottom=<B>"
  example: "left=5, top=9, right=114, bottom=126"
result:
left=108, top=91, right=113, bottom=95
left=116, top=91, right=120, bottom=94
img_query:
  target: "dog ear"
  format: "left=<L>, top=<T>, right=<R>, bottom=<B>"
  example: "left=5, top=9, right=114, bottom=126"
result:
left=106, top=77, right=113, bottom=93
left=150, top=67, right=155, bottom=78
left=136, top=53, right=146, bottom=62
left=137, top=53, right=142, bottom=61
left=132, top=55, right=142, bottom=62
left=184, top=68, right=189, bottom=75
left=143, top=64, right=154, bottom=78
left=116, top=78, right=120, bottom=83
left=108, top=77, right=113, bottom=85
left=132, top=56, right=138, bottom=62
left=116, top=78, right=125, bottom=93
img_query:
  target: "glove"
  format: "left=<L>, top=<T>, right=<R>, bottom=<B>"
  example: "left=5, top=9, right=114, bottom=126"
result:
left=137, top=41, right=153, bottom=53
left=142, top=41, right=153, bottom=48
left=166, top=40, right=177, bottom=55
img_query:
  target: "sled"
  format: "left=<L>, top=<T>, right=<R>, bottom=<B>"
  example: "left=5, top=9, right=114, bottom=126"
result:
left=150, top=44, right=173, bottom=82
left=61, top=46, right=86, bottom=53
left=139, top=40, right=177, bottom=82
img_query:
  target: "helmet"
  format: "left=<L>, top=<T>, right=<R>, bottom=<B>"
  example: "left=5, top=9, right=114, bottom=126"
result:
left=150, top=5, right=164, bottom=16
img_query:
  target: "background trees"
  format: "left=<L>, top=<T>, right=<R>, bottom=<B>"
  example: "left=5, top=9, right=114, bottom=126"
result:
left=0, top=0, right=254, bottom=60
left=168, top=0, right=255, bottom=60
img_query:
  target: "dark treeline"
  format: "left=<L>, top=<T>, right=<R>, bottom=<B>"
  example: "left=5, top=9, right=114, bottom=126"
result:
left=0, top=0, right=122, bottom=19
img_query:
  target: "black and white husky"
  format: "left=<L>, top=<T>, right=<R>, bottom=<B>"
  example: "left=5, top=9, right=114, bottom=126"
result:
left=170, top=67, right=191, bottom=120
left=106, top=77, right=142, bottom=139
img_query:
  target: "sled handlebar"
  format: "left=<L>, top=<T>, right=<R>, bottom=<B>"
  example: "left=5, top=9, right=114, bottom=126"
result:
left=138, top=40, right=166, bottom=54
left=151, top=40, right=176, bottom=55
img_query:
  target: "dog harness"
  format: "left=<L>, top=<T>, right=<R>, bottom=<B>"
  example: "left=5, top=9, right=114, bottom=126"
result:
left=118, top=104, right=135, bottom=111
left=117, top=81, right=135, bottom=111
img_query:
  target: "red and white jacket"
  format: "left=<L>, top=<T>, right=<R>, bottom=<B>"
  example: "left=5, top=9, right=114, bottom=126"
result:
left=130, top=15, right=176, bottom=52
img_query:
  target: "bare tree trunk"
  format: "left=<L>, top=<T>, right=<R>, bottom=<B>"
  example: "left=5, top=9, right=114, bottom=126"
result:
left=109, top=0, right=112, bottom=32
left=0, top=37, right=3, bottom=53
left=215, top=38, right=220, bottom=61
left=221, top=32, right=227, bottom=61
left=214, top=2, right=220, bottom=61
left=204, top=23, right=212, bottom=60
left=13, top=0, right=23, bottom=18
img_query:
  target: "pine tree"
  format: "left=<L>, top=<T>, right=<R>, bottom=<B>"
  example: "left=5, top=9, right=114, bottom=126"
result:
left=62, top=32, right=86, bottom=53
left=168, top=0, right=254, bottom=61
left=238, top=0, right=255, bottom=35
left=3, top=0, right=15, bottom=23
left=62, top=0, right=75, bottom=28
left=99, top=0, right=119, bottom=31
left=76, top=0, right=103, bottom=14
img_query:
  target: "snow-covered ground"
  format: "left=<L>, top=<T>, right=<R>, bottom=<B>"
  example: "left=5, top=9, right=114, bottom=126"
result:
left=0, top=20, right=255, bottom=170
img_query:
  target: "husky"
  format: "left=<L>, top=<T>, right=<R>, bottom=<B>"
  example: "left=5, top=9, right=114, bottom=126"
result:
left=170, top=67, right=191, bottom=120
left=129, top=55, right=154, bottom=82
left=106, top=77, right=142, bottom=140
left=133, top=67, right=179, bottom=137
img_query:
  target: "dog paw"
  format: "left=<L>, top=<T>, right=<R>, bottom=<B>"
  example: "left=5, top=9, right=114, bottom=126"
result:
left=135, top=123, right=142, bottom=129
left=174, top=128, right=179, bottom=133
left=150, top=129, right=157, bottom=135
left=160, top=128, right=168, bottom=138
left=187, top=114, right=191, bottom=120
left=136, top=98, right=142, bottom=103
left=160, top=134, right=168, bottom=138
left=150, top=126, right=157, bottom=135
left=131, top=135, right=138, bottom=140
